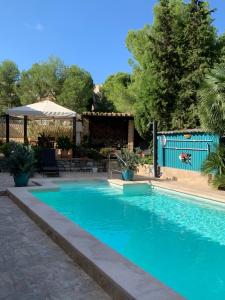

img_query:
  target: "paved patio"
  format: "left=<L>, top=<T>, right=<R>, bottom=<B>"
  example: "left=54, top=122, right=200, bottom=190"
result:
left=0, top=172, right=108, bottom=194
left=0, top=195, right=111, bottom=300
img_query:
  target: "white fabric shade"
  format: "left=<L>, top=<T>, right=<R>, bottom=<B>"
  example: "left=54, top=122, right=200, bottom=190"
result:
left=7, top=100, right=76, bottom=119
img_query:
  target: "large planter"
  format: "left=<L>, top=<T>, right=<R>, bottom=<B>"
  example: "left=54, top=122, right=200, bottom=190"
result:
left=61, top=149, right=68, bottom=158
left=13, top=172, right=29, bottom=187
left=122, top=169, right=134, bottom=181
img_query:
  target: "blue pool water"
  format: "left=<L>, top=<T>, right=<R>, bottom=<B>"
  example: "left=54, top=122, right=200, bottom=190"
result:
left=32, top=180, right=225, bottom=299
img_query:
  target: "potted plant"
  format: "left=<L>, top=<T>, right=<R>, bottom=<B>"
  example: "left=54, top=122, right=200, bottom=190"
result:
left=117, top=149, right=140, bottom=181
left=5, top=143, right=35, bottom=187
left=99, top=147, right=113, bottom=158
left=0, top=141, right=18, bottom=158
left=37, top=133, right=53, bottom=148
left=56, top=136, right=71, bottom=158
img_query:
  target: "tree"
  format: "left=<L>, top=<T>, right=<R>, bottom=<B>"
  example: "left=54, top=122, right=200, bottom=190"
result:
left=17, top=57, right=94, bottom=113
left=172, top=0, right=219, bottom=129
left=58, top=65, right=93, bottom=113
left=126, top=0, right=220, bottom=136
left=218, top=33, right=225, bottom=63
left=93, top=85, right=115, bottom=112
left=0, top=60, right=20, bottom=113
left=126, top=0, right=185, bottom=135
left=101, top=72, right=135, bottom=113
left=17, top=57, right=66, bottom=104
left=199, top=64, right=225, bottom=135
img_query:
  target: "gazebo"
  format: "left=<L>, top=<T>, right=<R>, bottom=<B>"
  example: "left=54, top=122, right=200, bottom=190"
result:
left=5, top=99, right=77, bottom=144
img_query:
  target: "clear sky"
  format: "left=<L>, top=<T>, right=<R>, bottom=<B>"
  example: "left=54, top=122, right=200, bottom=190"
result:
left=0, top=0, right=224, bottom=84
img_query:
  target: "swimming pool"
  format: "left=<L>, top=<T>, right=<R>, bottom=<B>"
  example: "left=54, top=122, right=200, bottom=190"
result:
left=32, top=180, right=225, bottom=299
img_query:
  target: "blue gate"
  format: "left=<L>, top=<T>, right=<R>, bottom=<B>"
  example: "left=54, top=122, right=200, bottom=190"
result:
left=157, top=130, right=219, bottom=172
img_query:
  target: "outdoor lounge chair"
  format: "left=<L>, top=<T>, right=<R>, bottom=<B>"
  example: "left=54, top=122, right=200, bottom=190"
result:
left=40, top=149, right=59, bottom=177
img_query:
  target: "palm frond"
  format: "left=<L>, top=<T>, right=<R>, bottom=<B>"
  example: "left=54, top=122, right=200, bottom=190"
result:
left=212, top=174, right=225, bottom=189
left=198, top=64, right=225, bottom=135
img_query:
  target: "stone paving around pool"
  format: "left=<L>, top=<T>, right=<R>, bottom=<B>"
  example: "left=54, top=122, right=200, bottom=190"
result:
left=1, top=170, right=224, bottom=203
left=0, top=195, right=111, bottom=300
left=0, top=172, right=108, bottom=194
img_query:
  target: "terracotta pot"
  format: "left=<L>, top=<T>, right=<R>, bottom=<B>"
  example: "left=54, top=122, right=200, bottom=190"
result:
left=61, top=149, right=68, bottom=158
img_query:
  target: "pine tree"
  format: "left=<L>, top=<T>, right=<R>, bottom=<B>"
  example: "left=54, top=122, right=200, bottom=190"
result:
left=0, top=60, right=20, bottom=113
left=148, top=0, right=183, bottom=129
left=126, top=0, right=184, bottom=135
left=172, top=0, right=218, bottom=129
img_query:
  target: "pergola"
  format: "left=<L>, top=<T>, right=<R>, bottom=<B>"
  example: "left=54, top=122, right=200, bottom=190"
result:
left=5, top=99, right=77, bottom=144
left=82, top=112, right=135, bottom=150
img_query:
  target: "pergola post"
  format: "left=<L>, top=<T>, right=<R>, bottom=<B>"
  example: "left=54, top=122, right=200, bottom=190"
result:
left=127, top=119, right=134, bottom=151
left=24, top=115, right=28, bottom=144
left=72, top=116, right=76, bottom=157
left=5, top=114, right=9, bottom=143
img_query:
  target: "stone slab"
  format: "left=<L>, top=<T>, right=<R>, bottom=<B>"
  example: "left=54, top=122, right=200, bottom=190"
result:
left=7, top=179, right=183, bottom=300
left=0, top=195, right=110, bottom=300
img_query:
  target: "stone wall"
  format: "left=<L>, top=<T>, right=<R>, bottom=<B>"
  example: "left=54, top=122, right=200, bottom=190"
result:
left=57, top=158, right=107, bottom=172
left=136, top=164, right=153, bottom=177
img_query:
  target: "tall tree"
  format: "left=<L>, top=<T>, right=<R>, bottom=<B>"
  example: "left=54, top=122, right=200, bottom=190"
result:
left=126, top=0, right=185, bottom=135
left=58, top=65, right=94, bottom=113
left=218, top=33, right=225, bottom=63
left=172, top=0, right=218, bottom=129
left=17, top=57, right=66, bottom=104
left=17, top=57, right=94, bottom=113
left=101, top=72, right=135, bottom=113
left=126, top=0, right=220, bottom=137
left=0, top=60, right=20, bottom=114
left=93, top=85, right=115, bottom=112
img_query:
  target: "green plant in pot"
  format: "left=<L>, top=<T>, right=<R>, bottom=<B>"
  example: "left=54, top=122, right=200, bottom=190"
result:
left=5, top=143, right=35, bottom=187
left=0, top=141, right=18, bottom=157
left=37, top=133, right=53, bottom=148
left=56, top=136, right=71, bottom=158
left=116, top=149, right=140, bottom=181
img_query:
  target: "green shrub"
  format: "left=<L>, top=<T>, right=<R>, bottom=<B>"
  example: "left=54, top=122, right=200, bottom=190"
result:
left=117, top=149, right=141, bottom=171
left=0, top=141, right=18, bottom=157
left=86, top=148, right=103, bottom=160
left=139, top=156, right=153, bottom=165
left=73, top=145, right=103, bottom=160
left=37, top=133, right=52, bottom=148
left=31, top=145, right=44, bottom=169
left=202, top=145, right=225, bottom=189
left=56, top=136, right=71, bottom=150
left=99, top=147, right=113, bottom=158
left=5, top=143, right=36, bottom=176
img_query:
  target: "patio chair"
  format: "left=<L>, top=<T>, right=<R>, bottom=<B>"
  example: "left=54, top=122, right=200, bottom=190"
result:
left=40, top=149, right=59, bottom=177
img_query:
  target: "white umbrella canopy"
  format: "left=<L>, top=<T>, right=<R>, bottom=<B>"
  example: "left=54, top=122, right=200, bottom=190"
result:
left=7, top=100, right=76, bottom=119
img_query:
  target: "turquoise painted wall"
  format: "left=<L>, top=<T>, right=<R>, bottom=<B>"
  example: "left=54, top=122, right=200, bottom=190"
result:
left=157, top=132, right=220, bottom=172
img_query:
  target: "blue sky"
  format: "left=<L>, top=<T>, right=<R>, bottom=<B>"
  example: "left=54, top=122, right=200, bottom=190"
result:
left=0, top=0, right=224, bottom=83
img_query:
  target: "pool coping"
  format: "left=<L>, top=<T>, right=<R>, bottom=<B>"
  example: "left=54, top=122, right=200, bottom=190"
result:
left=6, top=178, right=183, bottom=300
left=151, top=181, right=225, bottom=205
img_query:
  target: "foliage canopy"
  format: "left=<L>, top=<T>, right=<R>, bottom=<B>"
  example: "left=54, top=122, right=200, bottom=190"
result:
left=199, top=64, right=225, bottom=136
